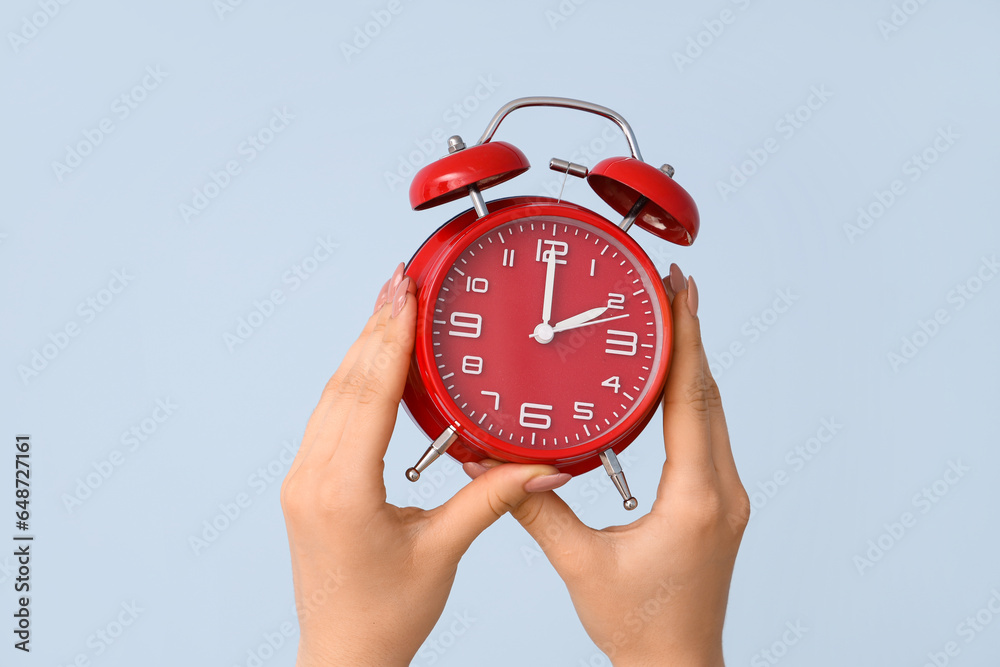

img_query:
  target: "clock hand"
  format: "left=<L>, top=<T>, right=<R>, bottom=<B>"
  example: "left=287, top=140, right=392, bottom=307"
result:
left=552, top=313, right=629, bottom=333
left=529, top=311, right=630, bottom=338
left=552, top=305, right=608, bottom=330
left=529, top=306, right=606, bottom=339
left=541, top=244, right=557, bottom=326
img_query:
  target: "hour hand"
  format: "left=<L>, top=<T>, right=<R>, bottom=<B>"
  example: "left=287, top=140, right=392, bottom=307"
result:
left=541, top=244, right=558, bottom=325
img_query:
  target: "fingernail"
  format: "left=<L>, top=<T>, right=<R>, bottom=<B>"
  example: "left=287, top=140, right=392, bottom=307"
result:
left=663, top=275, right=675, bottom=301
left=391, top=276, right=411, bottom=318
left=524, top=472, right=572, bottom=493
left=373, top=279, right=390, bottom=314
left=686, top=275, right=699, bottom=318
left=390, top=262, right=405, bottom=292
left=669, top=263, right=686, bottom=295
left=463, top=462, right=488, bottom=480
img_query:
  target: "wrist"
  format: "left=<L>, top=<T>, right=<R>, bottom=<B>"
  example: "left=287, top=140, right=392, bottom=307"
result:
left=614, top=659, right=723, bottom=667
left=296, top=640, right=413, bottom=667
left=613, top=646, right=724, bottom=667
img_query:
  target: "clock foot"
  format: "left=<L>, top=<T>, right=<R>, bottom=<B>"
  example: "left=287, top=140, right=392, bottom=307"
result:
left=599, top=449, right=638, bottom=511
left=405, top=425, right=459, bottom=482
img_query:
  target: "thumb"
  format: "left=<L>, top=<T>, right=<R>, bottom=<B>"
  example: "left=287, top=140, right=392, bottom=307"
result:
left=429, top=461, right=571, bottom=555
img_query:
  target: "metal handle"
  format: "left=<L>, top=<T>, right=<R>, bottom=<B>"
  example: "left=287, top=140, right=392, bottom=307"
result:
left=476, top=96, right=643, bottom=162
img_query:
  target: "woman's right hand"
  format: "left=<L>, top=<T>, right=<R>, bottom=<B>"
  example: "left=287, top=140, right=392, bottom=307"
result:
left=505, top=265, right=750, bottom=666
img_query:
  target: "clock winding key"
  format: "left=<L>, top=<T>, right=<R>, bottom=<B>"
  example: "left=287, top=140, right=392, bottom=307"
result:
left=599, top=449, right=638, bottom=511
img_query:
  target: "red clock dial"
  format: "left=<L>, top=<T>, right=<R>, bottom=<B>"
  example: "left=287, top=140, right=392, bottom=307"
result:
left=411, top=202, right=669, bottom=471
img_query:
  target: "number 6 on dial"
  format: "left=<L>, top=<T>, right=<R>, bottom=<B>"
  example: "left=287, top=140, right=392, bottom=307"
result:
left=519, top=403, right=553, bottom=429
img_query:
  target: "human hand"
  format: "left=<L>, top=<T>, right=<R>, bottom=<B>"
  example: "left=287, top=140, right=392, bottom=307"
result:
left=504, top=263, right=751, bottom=666
left=280, top=262, right=574, bottom=667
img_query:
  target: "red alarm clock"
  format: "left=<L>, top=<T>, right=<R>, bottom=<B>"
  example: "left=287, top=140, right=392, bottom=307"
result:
left=400, top=97, right=699, bottom=509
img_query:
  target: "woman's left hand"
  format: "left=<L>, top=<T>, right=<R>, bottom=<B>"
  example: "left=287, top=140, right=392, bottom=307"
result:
left=280, top=263, right=572, bottom=667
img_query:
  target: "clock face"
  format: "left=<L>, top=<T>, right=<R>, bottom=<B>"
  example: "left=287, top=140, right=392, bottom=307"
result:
left=426, top=213, right=665, bottom=455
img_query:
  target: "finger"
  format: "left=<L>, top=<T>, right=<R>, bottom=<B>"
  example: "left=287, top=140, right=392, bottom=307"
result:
left=682, top=275, right=742, bottom=491
left=285, top=274, right=394, bottom=480
left=660, top=266, right=715, bottom=483
left=663, top=268, right=676, bottom=303
left=699, top=342, right=743, bottom=492
left=328, top=274, right=418, bottom=490
left=427, top=461, right=576, bottom=556
left=508, top=482, right=593, bottom=574
left=312, top=287, right=397, bottom=466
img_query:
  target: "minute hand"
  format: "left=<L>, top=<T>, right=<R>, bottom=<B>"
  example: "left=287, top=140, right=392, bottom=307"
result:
left=550, top=306, right=608, bottom=331
left=529, top=307, right=625, bottom=339
left=552, top=312, right=629, bottom=333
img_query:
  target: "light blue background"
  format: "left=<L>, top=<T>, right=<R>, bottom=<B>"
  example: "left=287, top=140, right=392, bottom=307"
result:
left=3, top=1, right=999, bottom=665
